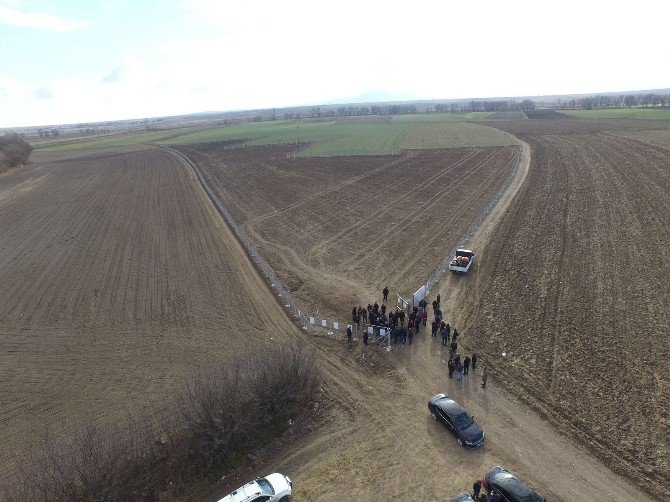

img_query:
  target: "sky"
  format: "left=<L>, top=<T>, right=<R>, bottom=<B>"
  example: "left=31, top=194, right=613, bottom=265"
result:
left=1, top=0, right=668, bottom=127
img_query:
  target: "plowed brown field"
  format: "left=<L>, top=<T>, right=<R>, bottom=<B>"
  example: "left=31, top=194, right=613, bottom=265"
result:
left=0, top=148, right=300, bottom=477
left=457, top=124, right=670, bottom=497
left=180, top=143, right=518, bottom=318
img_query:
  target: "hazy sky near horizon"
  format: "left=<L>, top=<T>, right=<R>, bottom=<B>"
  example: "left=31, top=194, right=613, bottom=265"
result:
left=1, top=0, right=668, bottom=127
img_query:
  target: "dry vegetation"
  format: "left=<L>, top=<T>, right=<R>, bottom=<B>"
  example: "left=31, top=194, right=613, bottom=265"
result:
left=0, top=133, right=33, bottom=171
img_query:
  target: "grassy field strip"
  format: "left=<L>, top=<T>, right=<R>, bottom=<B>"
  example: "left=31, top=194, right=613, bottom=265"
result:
left=560, top=108, right=670, bottom=120
left=392, top=112, right=493, bottom=122
left=399, top=122, right=519, bottom=149
left=37, top=127, right=200, bottom=151
left=170, top=120, right=411, bottom=156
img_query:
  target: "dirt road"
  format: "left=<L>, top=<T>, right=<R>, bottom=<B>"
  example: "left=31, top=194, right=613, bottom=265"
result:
left=202, top=138, right=652, bottom=501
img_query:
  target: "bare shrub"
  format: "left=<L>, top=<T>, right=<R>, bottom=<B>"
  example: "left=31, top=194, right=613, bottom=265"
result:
left=3, top=345, right=320, bottom=500
left=0, top=133, right=33, bottom=169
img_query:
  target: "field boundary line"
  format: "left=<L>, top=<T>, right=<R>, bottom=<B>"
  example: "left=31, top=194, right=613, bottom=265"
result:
left=424, top=139, right=527, bottom=295
left=161, top=145, right=319, bottom=331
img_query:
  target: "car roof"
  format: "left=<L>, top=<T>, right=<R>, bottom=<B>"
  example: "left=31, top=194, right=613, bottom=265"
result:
left=489, top=468, right=544, bottom=501
left=218, top=480, right=263, bottom=502
left=433, top=395, right=465, bottom=417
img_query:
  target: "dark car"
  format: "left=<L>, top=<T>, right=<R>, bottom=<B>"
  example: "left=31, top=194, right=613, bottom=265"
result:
left=428, top=393, right=484, bottom=447
left=451, top=492, right=477, bottom=502
left=483, top=466, right=546, bottom=502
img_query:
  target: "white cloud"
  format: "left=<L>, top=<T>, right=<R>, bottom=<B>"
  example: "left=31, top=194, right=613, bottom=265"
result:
left=0, top=5, right=87, bottom=31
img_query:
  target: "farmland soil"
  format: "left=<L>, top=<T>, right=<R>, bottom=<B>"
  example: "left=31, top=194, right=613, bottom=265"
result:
left=180, top=143, right=518, bottom=321
left=0, top=147, right=302, bottom=479
left=0, top=130, right=660, bottom=501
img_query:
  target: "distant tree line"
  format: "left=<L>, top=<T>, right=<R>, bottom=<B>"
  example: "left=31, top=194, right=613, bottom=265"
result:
left=37, top=128, right=60, bottom=139
left=434, top=99, right=536, bottom=113
left=0, top=133, right=33, bottom=170
left=558, top=93, right=670, bottom=110
left=309, top=104, right=417, bottom=118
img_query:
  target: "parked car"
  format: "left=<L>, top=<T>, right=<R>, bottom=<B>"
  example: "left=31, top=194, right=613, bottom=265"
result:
left=483, top=466, right=546, bottom=502
left=218, top=472, right=292, bottom=502
left=428, top=393, right=484, bottom=447
left=451, top=492, right=477, bottom=502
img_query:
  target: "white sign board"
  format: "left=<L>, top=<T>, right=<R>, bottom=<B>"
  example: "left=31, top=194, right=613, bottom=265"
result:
left=309, top=317, right=315, bottom=324
left=412, top=285, right=426, bottom=308
left=321, top=319, right=328, bottom=327
left=333, top=321, right=339, bottom=330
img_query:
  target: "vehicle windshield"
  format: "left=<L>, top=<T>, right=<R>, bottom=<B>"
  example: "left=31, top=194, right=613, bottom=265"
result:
left=257, top=479, right=275, bottom=495
left=455, top=413, right=474, bottom=429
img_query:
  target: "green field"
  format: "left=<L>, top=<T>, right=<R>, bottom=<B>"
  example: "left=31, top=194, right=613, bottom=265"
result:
left=399, top=122, right=518, bottom=149
left=560, top=108, right=670, bottom=120
left=169, top=120, right=413, bottom=156
left=37, top=127, right=198, bottom=151
left=35, top=115, right=519, bottom=156
left=392, top=112, right=493, bottom=123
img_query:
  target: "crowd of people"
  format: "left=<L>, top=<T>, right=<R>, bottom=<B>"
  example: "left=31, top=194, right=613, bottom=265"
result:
left=347, top=286, right=489, bottom=389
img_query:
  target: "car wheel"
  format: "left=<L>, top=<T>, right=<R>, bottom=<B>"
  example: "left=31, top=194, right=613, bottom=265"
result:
left=279, top=497, right=290, bottom=502
left=457, top=438, right=463, bottom=446
left=431, top=412, right=437, bottom=421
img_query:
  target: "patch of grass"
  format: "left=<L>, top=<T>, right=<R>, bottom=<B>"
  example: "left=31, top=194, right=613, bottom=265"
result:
left=170, top=118, right=517, bottom=156
left=398, top=122, right=518, bottom=149
left=170, top=120, right=411, bottom=156
left=38, top=127, right=198, bottom=151
left=392, top=112, right=493, bottom=123
left=560, top=108, right=670, bottom=120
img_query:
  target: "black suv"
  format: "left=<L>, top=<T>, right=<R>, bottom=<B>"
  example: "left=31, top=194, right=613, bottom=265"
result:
left=428, top=394, right=484, bottom=447
left=483, top=466, right=546, bottom=502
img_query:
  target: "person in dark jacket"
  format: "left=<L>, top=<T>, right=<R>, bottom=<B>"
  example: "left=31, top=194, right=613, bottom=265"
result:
left=347, top=326, right=352, bottom=344
left=431, top=320, right=438, bottom=337
left=407, top=328, right=414, bottom=345
left=436, top=293, right=441, bottom=306
left=382, top=286, right=389, bottom=302
left=450, top=340, right=458, bottom=355
left=448, top=359, right=455, bottom=378
left=463, top=355, right=471, bottom=375
left=473, top=480, right=482, bottom=498
left=445, top=323, right=451, bottom=338
left=441, top=328, right=449, bottom=346
left=363, top=330, right=369, bottom=346
left=452, top=328, right=459, bottom=342
left=456, top=361, right=464, bottom=381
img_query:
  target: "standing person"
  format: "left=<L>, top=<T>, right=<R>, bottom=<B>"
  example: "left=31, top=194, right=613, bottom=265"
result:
left=432, top=299, right=438, bottom=313
left=452, top=329, right=459, bottom=342
left=450, top=340, right=458, bottom=355
left=352, top=306, right=357, bottom=323
left=472, top=352, right=478, bottom=371
left=490, top=490, right=500, bottom=502
left=382, top=286, right=389, bottom=302
left=456, top=360, right=464, bottom=381
left=431, top=319, right=438, bottom=337
left=355, top=314, right=360, bottom=330
left=441, top=328, right=449, bottom=346
left=463, top=355, right=471, bottom=375
left=446, top=323, right=451, bottom=339
left=448, top=358, right=455, bottom=379
left=421, top=309, right=427, bottom=327
left=436, top=293, right=441, bottom=307
left=414, top=318, right=420, bottom=334
left=408, top=327, right=414, bottom=345
left=347, top=326, right=352, bottom=344
left=481, top=367, right=489, bottom=388
left=363, top=329, right=369, bottom=346
left=473, top=480, right=482, bottom=499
